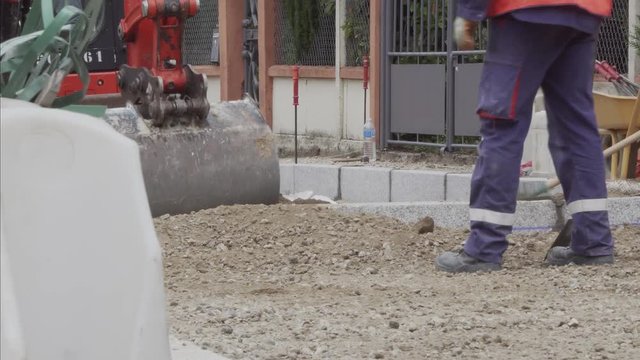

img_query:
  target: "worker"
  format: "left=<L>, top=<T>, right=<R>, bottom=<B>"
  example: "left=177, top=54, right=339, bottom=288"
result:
left=436, top=0, right=615, bottom=272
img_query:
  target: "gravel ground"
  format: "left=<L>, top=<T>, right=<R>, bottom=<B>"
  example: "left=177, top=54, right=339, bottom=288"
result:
left=279, top=150, right=478, bottom=172
left=156, top=204, right=640, bottom=360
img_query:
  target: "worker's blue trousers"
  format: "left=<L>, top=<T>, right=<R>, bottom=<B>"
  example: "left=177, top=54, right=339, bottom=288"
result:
left=464, top=16, right=613, bottom=264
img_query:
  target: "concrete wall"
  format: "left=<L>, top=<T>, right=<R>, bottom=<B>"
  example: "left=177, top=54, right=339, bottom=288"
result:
left=206, top=77, right=221, bottom=105
left=343, top=79, right=369, bottom=140
left=272, top=77, right=370, bottom=140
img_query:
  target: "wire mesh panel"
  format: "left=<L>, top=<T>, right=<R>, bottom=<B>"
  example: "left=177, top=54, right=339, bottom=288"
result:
left=183, top=0, right=219, bottom=65
left=275, top=0, right=336, bottom=66
left=345, top=0, right=370, bottom=66
left=596, top=0, right=628, bottom=74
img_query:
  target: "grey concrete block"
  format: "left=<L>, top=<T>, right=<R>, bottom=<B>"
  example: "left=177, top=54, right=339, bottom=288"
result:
left=562, top=196, right=640, bottom=226
left=448, top=174, right=561, bottom=202
left=332, top=199, right=558, bottom=231
left=341, top=166, right=392, bottom=203
left=279, top=163, right=294, bottom=195
left=332, top=201, right=468, bottom=227
left=293, top=164, right=340, bottom=199
left=446, top=173, right=472, bottom=202
left=608, top=197, right=640, bottom=225
left=513, top=200, right=558, bottom=231
left=391, top=170, right=446, bottom=202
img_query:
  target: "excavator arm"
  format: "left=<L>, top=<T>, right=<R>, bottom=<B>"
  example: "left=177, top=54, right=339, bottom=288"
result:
left=117, top=0, right=209, bottom=126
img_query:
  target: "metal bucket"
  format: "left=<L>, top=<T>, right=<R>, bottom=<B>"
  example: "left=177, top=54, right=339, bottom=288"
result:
left=104, top=99, right=280, bottom=216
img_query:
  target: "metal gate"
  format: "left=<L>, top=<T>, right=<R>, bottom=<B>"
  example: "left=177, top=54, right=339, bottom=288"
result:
left=380, top=0, right=487, bottom=150
left=243, top=0, right=259, bottom=102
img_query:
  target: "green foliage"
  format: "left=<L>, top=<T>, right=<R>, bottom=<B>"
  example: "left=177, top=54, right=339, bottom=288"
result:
left=631, top=16, right=640, bottom=58
left=284, top=0, right=320, bottom=63
left=0, top=0, right=104, bottom=111
left=281, top=0, right=369, bottom=66
left=343, top=1, right=369, bottom=66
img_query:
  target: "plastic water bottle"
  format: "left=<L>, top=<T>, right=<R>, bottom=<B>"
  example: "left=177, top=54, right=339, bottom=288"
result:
left=363, top=118, right=376, bottom=162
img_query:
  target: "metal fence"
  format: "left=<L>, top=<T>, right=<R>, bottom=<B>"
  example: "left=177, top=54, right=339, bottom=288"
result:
left=596, top=0, right=629, bottom=74
left=275, top=0, right=336, bottom=66
left=183, top=0, right=219, bottom=65
left=382, top=0, right=487, bottom=150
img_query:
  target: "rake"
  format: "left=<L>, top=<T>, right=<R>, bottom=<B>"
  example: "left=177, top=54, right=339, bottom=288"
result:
left=595, top=60, right=639, bottom=97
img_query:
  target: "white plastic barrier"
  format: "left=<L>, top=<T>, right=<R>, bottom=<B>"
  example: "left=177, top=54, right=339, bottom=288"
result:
left=1, top=222, right=27, bottom=360
left=0, top=98, right=171, bottom=360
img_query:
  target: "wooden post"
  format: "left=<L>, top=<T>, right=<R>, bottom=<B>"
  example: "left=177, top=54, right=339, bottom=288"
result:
left=258, top=0, right=276, bottom=127
left=370, top=0, right=382, bottom=144
left=219, top=0, right=244, bottom=100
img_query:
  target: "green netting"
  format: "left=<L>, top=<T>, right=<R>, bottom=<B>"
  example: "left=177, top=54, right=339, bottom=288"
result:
left=1, top=0, right=104, bottom=113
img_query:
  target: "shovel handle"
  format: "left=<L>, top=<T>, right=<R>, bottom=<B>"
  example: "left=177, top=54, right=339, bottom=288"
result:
left=544, top=129, right=640, bottom=190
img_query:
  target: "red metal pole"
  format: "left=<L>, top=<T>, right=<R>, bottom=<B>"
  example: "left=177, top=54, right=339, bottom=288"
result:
left=363, top=55, right=369, bottom=124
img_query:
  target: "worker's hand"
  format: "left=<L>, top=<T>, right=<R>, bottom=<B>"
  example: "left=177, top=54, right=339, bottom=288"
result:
left=454, top=17, right=478, bottom=51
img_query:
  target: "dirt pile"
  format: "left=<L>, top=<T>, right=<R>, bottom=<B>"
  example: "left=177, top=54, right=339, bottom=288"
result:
left=156, top=204, right=640, bottom=360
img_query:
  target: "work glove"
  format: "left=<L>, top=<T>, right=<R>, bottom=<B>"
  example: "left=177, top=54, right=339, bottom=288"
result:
left=453, top=17, right=478, bottom=50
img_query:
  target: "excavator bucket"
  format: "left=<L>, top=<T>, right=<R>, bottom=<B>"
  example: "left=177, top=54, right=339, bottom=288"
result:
left=1, top=0, right=280, bottom=216
left=104, top=99, right=280, bottom=216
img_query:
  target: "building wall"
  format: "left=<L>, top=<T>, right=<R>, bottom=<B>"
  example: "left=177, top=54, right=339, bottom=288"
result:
left=271, top=77, right=370, bottom=140
left=344, top=79, right=370, bottom=140
left=206, top=77, right=221, bottom=105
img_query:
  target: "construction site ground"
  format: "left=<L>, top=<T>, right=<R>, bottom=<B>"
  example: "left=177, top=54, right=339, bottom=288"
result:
left=157, top=203, right=640, bottom=360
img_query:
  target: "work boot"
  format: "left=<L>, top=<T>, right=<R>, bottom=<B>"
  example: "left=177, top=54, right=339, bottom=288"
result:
left=545, top=246, right=614, bottom=266
left=435, top=250, right=502, bottom=273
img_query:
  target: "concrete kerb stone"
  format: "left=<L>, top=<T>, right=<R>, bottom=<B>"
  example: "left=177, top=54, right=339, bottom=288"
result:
left=332, top=199, right=560, bottom=231
left=334, top=201, right=470, bottom=228
left=277, top=164, right=640, bottom=229
left=446, top=174, right=558, bottom=202
left=279, top=163, right=294, bottom=195
left=292, top=163, right=341, bottom=199
left=445, top=173, right=472, bottom=202
left=562, top=196, right=640, bottom=226
left=391, top=169, right=446, bottom=202
left=341, top=166, right=392, bottom=203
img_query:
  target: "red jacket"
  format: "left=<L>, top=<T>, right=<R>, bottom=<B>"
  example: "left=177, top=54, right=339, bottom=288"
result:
left=488, top=0, right=612, bottom=17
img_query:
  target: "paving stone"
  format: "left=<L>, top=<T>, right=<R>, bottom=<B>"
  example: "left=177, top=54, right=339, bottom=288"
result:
left=446, top=173, right=472, bottom=202
left=391, top=170, right=446, bottom=202
left=293, top=164, right=340, bottom=200
left=332, top=199, right=559, bottom=231
left=279, top=163, right=294, bottom=195
left=341, top=166, right=392, bottom=203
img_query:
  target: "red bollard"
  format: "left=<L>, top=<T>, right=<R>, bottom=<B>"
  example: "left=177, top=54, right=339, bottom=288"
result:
left=363, top=55, right=369, bottom=124
left=293, top=65, right=299, bottom=106
left=363, top=55, right=369, bottom=90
